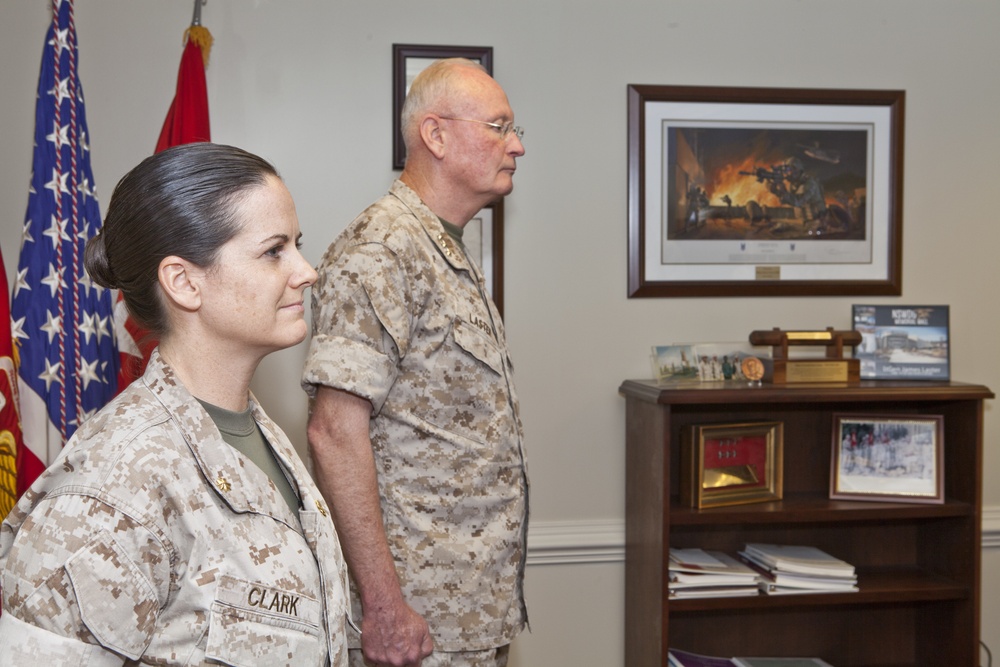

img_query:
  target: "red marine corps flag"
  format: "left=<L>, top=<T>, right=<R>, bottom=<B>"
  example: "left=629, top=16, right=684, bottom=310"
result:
left=0, top=252, right=25, bottom=520
left=115, top=2, right=212, bottom=391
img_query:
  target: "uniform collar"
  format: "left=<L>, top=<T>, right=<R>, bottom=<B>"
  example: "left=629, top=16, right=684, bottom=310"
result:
left=389, top=179, right=470, bottom=273
left=140, top=349, right=328, bottom=525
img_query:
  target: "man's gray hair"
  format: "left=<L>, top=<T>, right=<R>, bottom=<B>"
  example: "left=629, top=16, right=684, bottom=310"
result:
left=400, top=58, right=488, bottom=152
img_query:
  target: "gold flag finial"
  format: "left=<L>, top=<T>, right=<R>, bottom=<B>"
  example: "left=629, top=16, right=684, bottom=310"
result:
left=186, top=1, right=213, bottom=68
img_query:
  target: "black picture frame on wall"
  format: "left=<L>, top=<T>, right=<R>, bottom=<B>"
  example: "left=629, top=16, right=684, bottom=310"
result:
left=627, top=84, right=905, bottom=298
left=392, top=44, right=493, bottom=170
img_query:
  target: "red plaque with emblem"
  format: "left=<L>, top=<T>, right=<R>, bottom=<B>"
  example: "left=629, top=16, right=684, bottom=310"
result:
left=680, top=421, right=784, bottom=508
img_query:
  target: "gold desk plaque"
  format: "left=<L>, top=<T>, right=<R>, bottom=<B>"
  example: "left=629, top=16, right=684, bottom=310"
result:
left=749, top=327, right=861, bottom=384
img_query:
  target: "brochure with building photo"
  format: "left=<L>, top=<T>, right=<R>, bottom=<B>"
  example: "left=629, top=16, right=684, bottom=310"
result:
left=852, top=305, right=950, bottom=380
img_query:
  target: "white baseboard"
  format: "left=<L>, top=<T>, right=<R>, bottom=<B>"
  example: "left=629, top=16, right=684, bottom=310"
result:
left=526, top=519, right=624, bottom=566
left=984, top=506, right=1000, bottom=548
left=528, top=506, right=1000, bottom=566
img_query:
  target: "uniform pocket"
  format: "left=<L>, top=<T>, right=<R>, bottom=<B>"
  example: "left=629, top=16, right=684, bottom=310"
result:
left=412, top=317, right=509, bottom=448
left=452, top=317, right=504, bottom=376
left=65, top=530, right=159, bottom=660
left=205, top=575, right=325, bottom=667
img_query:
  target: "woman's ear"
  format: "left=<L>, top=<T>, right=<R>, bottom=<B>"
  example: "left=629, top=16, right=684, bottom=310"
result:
left=158, top=256, right=202, bottom=312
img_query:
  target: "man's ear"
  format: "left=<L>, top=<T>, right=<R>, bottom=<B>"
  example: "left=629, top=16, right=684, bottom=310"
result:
left=158, top=256, right=202, bottom=312
left=419, top=115, right=447, bottom=159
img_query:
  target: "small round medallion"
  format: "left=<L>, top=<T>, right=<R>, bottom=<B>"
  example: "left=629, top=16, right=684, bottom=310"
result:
left=741, top=356, right=765, bottom=382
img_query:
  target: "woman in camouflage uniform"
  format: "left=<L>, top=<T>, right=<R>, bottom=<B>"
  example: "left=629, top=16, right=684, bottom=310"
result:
left=0, top=143, right=349, bottom=666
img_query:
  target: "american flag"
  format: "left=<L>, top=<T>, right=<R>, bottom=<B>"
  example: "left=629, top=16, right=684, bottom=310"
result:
left=10, top=0, right=119, bottom=490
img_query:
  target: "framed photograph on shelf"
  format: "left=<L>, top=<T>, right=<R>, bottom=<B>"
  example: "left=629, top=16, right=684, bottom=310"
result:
left=852, top=304, right=950, bottom=380
left=627, top=84, right=905, bottom=297
left=830, top=414, right=944, bottom=504
left=650, top=344, right=698, bottom=383
left=681, top=421, right=783, bottom=509
left=465, top=199, right=505, bottom=317
left=392, top=44, right=493, bottom=169
left=651, top=342, right=765, bottom=383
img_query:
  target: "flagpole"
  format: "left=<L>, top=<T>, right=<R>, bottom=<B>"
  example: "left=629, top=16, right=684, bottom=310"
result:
left=114, top=1, right=212, bottom=393
left=192, top=0, right=205, bottom=27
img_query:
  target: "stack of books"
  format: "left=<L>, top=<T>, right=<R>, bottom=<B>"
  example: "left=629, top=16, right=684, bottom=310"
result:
left=668, top=548, right=761, bottom=599
left=738, top=543, right=858, bottom=595
left=669, top=648, right=741, bottom=667
left=669, top=648, right=835, bottom=667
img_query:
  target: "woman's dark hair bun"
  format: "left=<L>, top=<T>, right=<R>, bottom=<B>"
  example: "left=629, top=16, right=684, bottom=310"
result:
left=83, top=230, right=118, bottom=289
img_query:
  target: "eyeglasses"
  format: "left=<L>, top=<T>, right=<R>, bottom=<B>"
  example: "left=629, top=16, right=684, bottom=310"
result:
left=438, top=116, right=525, bottom=141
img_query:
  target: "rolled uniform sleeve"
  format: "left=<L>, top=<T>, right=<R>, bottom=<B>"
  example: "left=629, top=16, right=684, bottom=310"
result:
left=303, top=241, right=409, bottom=414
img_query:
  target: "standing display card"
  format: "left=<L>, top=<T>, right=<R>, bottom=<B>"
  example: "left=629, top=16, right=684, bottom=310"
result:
left=851, top=305, right=950, bottom=380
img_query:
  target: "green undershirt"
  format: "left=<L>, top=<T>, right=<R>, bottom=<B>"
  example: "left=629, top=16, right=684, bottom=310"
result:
left=198, top=399, right=300, bottom=514
left=441, top=218, right=464, bottom=246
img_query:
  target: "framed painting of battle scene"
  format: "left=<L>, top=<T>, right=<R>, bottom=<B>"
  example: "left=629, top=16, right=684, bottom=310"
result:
left=627, top=85, right=905, bottom=297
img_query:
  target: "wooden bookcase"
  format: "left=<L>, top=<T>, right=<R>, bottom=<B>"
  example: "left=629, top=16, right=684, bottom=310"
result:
left=620, top=379, right=993, bottom=667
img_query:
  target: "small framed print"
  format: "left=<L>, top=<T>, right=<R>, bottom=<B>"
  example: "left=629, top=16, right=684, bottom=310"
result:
left=830, top=414, right=944, bottom=504
left=465, top=200, right=505, bottom=317
left=392, top=43, right=493, bottom=169
left=681, top=422, right=783, bottom=509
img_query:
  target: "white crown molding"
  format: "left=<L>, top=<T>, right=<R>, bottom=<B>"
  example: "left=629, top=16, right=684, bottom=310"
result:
left=527, top=506, right=1000, bottom=566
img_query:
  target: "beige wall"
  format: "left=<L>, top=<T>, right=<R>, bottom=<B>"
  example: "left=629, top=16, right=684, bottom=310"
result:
left=2, top=1, right=998, bottom=663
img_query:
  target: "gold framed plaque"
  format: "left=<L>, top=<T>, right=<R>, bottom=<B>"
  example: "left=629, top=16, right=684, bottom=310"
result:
left=681, top=422, right=784, bottom=509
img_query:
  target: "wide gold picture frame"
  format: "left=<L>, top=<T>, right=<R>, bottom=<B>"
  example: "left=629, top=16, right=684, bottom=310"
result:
left=680, top=421, right=784, bottom=509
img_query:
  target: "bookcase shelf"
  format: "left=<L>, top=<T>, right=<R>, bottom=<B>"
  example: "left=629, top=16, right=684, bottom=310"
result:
left=621, top=379, right=992, bottom=667
left=670, top=568, right=966, bottom=612
left=670, top=493, right=975, bottom=525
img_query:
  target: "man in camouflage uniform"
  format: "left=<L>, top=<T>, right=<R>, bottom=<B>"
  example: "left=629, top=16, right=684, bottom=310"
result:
left=303, top=58, right=528, bottom=667
left=0, top=350, right=350, bottom=666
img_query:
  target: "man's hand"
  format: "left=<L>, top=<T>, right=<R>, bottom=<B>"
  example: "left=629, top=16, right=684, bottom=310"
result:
left=361, top=596, right=433, bottom=666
